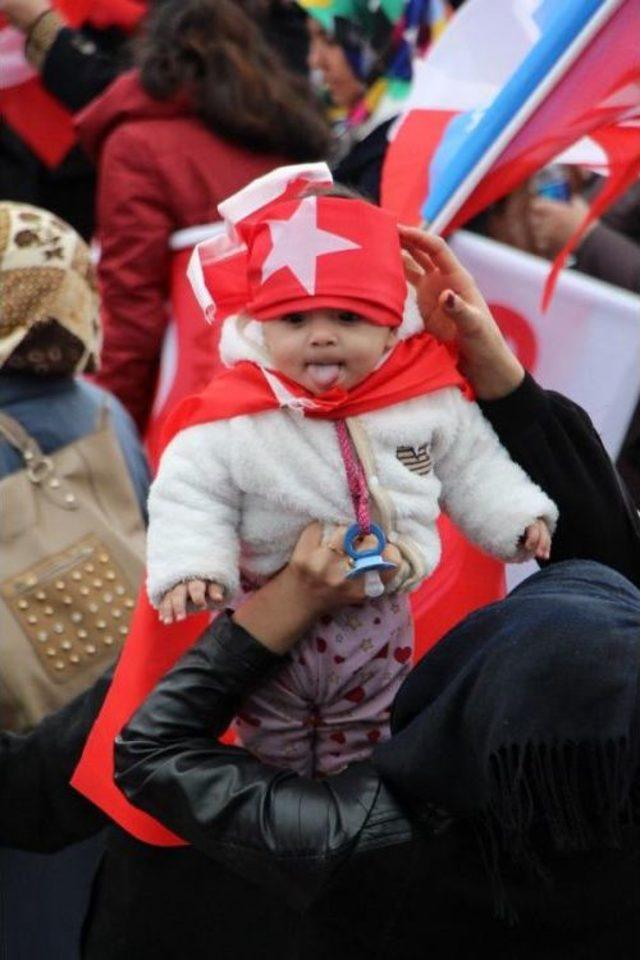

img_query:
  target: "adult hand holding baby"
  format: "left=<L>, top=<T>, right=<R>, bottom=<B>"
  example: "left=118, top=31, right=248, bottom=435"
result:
left=158, top=524, right=401, bottom=627
left=399, top=225, right=525, bottom=401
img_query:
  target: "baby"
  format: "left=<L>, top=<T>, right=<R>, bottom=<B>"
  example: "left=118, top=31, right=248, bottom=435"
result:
left=147, top=164, right=557, bottom=778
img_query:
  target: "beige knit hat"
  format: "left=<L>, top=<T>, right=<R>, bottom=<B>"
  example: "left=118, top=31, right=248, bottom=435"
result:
left=0, top=202, right=101, bottom=376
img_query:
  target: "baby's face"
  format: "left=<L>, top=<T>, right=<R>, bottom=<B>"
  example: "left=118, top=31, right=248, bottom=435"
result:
left=263, top=309, right=397, bottom=394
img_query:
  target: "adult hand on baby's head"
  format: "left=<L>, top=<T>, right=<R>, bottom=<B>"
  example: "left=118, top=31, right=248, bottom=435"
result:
left=398, top=225, right=525, bottom=401
left=399, top=226, right=487, bottom=343
left=159, top=580, right=224, bottom=624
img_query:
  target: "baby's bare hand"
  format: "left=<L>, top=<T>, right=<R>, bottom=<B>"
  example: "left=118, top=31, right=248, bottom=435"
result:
left=159, top=580, right=224, bottom=624
left=519, top=519, right=551, bottom=562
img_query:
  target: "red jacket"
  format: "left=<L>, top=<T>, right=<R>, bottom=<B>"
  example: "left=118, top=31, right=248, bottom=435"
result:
left=76, top=71, right=289, bottom=432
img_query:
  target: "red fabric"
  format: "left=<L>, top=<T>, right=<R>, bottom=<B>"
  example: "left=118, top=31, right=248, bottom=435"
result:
left=145, top=247, right=225, bottom=471
left=444, top=1, right=640, bottom=236
left=542, top=124, right=640, bottom=309
left=0, top=3, right=146, bottom=167
left=75, top=70, right=290, bottom=433
left=72, top=333, right=469, bottom=844
left=162, top=334, right=469, bottom=446
left=57, top=0, right=146, bottom=31
left=0, top=76, right=77, bottom=168
left=239, top=198, right=406, bottom=328
left=381, top=109, right=456, bottom=224
left=411, top=515, right=505, bottom=660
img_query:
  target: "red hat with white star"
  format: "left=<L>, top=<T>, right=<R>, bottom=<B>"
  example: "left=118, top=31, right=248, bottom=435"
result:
left=188, top=163, right=407, bottom=328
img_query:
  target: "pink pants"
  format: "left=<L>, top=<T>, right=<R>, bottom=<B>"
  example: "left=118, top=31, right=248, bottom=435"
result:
left=234, top=592, right=413, bottom=778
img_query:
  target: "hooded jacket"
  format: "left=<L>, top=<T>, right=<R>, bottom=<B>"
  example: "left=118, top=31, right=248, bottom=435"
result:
left=75, top=71, right=289, bottom=432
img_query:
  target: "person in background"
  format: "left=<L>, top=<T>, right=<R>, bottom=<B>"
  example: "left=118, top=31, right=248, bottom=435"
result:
left=0, top=0, right=311, bottom=240
left=300, top=0, right=445, bottom=201
left=480, top=168, right=640, bottom=507
left=0, top=0, right=139, bottom=239
left=528, top=169, right=640, bottom=294
left=0, top=201, right=148, bottom=509
left=0, top=200, right=149, bottom=960
left=75, top=0, right=329, bottom=437
left=530, top=172, right=640, bottom=505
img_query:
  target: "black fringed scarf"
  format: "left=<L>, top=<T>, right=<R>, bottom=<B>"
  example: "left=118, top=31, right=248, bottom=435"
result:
left=373, top=561, right=640, bottom=909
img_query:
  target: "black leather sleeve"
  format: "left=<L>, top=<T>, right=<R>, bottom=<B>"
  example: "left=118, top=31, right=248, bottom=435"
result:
left=41, top=27, right=122, bottom=112
left=479, top=373, right=640, bottom=587
left=115, top=614, right=413, bottom=909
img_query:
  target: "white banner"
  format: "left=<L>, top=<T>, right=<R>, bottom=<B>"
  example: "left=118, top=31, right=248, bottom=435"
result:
left=450, top=230, right=640, bottom=589
left=451, top=230, right=640, bottom=456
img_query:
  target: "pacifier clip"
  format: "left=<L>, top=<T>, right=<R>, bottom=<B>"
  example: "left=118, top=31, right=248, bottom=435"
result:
left=334, top=420, right=396, bottom=598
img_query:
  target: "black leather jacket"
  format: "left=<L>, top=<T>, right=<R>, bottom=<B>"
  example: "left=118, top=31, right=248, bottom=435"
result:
left=114, top=613, right=415, bottom=910
left=112, top=374, right=640, bottom=909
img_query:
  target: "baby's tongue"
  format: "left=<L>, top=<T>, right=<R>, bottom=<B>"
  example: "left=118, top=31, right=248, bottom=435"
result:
left=306, top=364, right=342, bottom=390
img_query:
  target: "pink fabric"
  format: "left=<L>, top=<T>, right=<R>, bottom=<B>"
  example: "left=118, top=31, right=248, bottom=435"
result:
left=334, top=420, right=371, bottom=533
left=234, top=592, right=414, bottom=778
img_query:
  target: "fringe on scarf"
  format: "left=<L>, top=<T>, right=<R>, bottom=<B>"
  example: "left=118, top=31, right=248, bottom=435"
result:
left=475, top=736, right=640, bottom=923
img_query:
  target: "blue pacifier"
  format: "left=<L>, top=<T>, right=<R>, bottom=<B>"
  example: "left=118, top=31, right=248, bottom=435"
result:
left=343, top=522, right=397, bottom=598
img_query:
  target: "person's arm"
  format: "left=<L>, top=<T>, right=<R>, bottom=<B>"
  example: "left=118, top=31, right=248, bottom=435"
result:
left=115, top=527, right=413, bottom=910
left=479, top=373, right=640, bottom=587
left=2, top=0, right=123, bottom=112
left=146, top=423, right=240, bottom=607
left=0, top=672, right=111, bottom=851
left=432, top=389, right=557, bottom=562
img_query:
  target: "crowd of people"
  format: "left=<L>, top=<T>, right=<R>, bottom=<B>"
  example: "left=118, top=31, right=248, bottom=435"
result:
left=1, top=0, right=640, bottom=958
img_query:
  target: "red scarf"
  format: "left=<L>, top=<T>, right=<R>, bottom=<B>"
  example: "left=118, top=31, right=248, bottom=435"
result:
left=72, top=334, right=469, bottom=845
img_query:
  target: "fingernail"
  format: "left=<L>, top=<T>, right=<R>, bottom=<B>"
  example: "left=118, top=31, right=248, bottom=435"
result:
left=445, top=291, right=456, bottom=310
left=177, top=612, right=185, bottom=621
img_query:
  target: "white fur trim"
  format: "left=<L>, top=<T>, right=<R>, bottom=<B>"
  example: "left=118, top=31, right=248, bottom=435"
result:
left=219, top=314, right=268, bottom=367
left=397, top=285, right=424, bottom=340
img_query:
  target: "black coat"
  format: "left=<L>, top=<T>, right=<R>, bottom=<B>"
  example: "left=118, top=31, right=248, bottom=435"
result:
left=2, top=376, right=640, bottom=958
left=0, top=25, right=126, bottom=239
left=332, top=119, right=395, bottom=203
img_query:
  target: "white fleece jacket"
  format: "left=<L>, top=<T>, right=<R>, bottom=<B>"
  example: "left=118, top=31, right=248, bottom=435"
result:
left=147, top=317, right=558, bottom=607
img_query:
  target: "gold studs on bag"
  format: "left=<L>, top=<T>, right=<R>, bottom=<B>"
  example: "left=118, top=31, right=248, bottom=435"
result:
left=4, top=536, right=136, bottom=682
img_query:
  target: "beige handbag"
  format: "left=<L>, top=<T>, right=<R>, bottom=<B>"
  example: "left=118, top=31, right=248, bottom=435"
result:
left=0, top=407, right=146, bottom=732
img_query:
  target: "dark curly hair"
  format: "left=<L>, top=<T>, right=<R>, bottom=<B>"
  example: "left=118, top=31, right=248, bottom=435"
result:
left=137, top=0, right=329, bottom=160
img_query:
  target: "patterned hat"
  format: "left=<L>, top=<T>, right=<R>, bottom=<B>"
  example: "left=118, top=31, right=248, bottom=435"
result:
left=0, top=202, right=100, bottom=376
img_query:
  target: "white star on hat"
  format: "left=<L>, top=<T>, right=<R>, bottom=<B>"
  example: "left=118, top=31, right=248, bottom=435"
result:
left=261, top=197, right=360, bottom=294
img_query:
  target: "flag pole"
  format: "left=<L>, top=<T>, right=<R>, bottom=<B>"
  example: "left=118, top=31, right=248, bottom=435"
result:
left=428, top=0, right=625, bottom=236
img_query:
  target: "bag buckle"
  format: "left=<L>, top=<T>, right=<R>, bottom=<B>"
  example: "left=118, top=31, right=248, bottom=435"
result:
left=26, top=455, right=54, bottom=484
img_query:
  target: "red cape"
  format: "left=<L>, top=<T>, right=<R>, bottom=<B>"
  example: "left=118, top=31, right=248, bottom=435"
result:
left=72, top=334, right=470, bottom=844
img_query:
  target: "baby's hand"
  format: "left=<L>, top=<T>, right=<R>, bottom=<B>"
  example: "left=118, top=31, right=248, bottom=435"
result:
left=518, top=519, right=551, bottom=562
left=159, top=580, right=225, bottom=624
